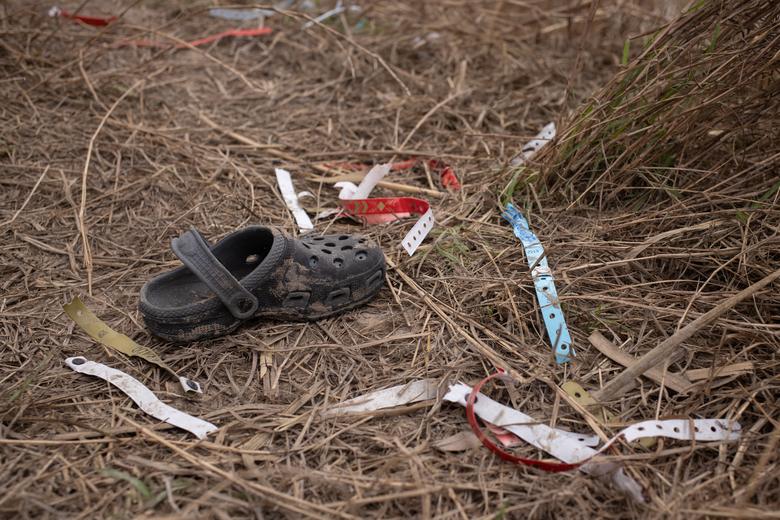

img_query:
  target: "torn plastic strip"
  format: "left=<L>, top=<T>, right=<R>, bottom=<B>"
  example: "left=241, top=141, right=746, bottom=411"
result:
left=275, top=168, right=314, bottom=232
left=63, top=297, right=201, bottom=393
left=502, top=203, right=573, bottom=364
left=322, top=379, right=438, bottom=417
left=65, top=357, right=217, bottom=439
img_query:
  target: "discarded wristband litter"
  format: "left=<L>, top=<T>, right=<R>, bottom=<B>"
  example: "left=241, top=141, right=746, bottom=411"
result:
left=337, top=163, right=434, bottom=255
left=63, top=297, right=201, bottom=393
left=302, top=0, right=361, bottom=29
left=562, top=381, right=655, bottom=448
left=208, top=8, right=273, bottom=20
left=65, top=357, right=217, bottom=439
left=328, top=159, right=460, bottom=191
left=510, top=122, right=556, bottom=166
left=116, top=27, right=273, bottom=49
left=209, top=0, right=294, bottom=20
left=445, top=375, right=742, bottom=501
left=445, top=377, right=643, bottom=502
left=48, top=6, right=117, bottom=26
left=502, top=203, right=573, bottom=363
left=323, top=379, right=438, bottom=417
left=275, top=168, right=314, bottom=232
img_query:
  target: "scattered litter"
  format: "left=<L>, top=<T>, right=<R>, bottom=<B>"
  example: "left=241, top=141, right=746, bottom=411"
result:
left=65, top=357, right=217, bottom=439
left=433, top=431, right=482, bottom=452
left=336, top=162, right=437, bottom=255
left=485, top=419, right=600, bottom=448
left=335, top=163, right=392, bottom=203
left=322, top=379, right=438, bottom=417
left=445, top=376, right=742, bottom=502
left=209, top=1, right=295, bottom=21
left=118, top=27, right=273, bottom=49
left=502, top=203, right=573, bottom=363
left=445, top=379, right=643, bottom=502
left=208, top=8, right=274, bottom=20
left=328, top=159, right=460, bottom=191
left=412, top=32, right=442, bottom=49
left=63, top=297, right=202, bottom=393
left=341, top=197, right=433, bottom=256
left=510, top=122, right=556, bottom=166
left=302, top=0, right=361, bottom=29
left=562, top=381, right=655, bottom=448
left=48, top=6, right=117, bottom=26
left=275, top=168, right=314, bottom=232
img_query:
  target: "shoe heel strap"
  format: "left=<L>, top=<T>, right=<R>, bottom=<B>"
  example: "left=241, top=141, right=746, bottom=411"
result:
left=171, top=227, right=258, bottom=320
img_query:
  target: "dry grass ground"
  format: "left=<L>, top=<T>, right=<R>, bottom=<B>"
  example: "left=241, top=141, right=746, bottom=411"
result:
left=1, top=1, right=778, bottom=518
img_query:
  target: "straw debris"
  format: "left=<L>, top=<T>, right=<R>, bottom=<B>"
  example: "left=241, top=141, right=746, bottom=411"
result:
left=1, top=1, right=778, bottom=518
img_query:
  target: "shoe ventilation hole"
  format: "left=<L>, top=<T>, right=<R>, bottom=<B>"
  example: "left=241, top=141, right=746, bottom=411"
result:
left=542, top=286, right=548, bottom=291
left=309, top=256, right=318, bottom=268
left=355, top=251, right=367, bottom=261
left=560, top=344, right=568, bottom=351
left=358, top=238, right=366, bottom=244
left=710, top=426, right=717, bottom=432
left=342, top=245, right=353, bottom=251
left=578, top=438, right=585, bottom=442
left=325, top=242, right=336, bottom=247
left=694, top=427, right=700, bottom=433
left=638, top=427, right=644, bottom=431
left=549, top=313, right=555, bottom=319
left=339, top=235, right=349, bottom=240
left=574, top=392, right=581, bottom=398
left=333, top=258, right=343, bottom=267
left=656, top=424, right=663, bottom=430
left=673, top=427, right=680, bottom=433
left=302, top=243, right=311, bottom=249
left=246, top=254, right=259, bottom=264
left=322, top=249, right=332, bottom=255
left=314, top=237, right=324, bottom=241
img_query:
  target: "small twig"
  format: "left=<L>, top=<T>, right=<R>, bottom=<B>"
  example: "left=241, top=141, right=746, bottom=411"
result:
left=78, top=80, right=142, bottom=295
left=399, top=91, right=467, bottom=150
left=0, top=166, right=49, bottom=228
left=589, top=331, right=693, bottom=394
left=594, top=268, right=780, bottom=402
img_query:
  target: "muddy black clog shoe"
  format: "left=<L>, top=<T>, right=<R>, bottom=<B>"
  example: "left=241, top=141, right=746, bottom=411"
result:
left=139, top=226, right=385, bottom=342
